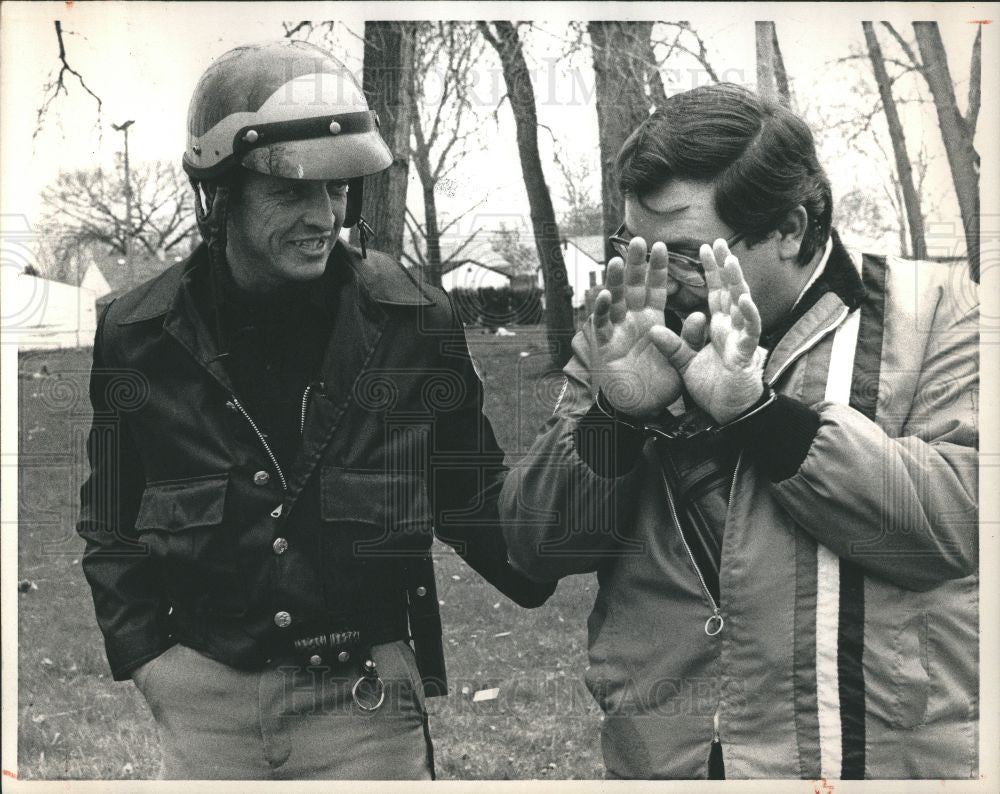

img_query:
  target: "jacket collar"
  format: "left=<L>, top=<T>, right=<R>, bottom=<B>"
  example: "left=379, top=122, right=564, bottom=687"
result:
left=762, top=230, right=866, bottom=385
left=116, top=239, right=431, bottom=398
left=116, top=238, right=432, bottom=326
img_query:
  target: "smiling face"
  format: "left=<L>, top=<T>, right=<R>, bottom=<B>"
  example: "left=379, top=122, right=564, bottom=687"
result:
left=622, top=179, right=812, bottom=331
left=225, top=170, right=349, bottom=292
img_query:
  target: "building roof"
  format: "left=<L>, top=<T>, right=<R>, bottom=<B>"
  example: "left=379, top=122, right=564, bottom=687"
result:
left=564, top=235, right=606, bottom=264
left=404, top=232, right=539, bottom=279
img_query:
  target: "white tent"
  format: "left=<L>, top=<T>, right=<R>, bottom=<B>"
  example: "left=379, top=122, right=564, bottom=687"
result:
left=7, top=272, right=98, bottom=349
left=80, top=262, right=112, bottom=300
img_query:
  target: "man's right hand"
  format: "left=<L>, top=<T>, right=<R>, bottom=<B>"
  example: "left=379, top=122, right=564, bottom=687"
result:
left=592, top=237, right=684, bottom=418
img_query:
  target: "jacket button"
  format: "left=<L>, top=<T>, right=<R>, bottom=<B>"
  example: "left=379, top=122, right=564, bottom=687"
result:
left=273, top=610, right=292, bottom=628
left=272, top=537, right=288, bottom=555
left=415, top=586, right=427, bottom=597
left=254, top=471, right=270, bottom=486
left=337, top=650, right=350, bottom=663
left=309, top=654, right=323, bottom=666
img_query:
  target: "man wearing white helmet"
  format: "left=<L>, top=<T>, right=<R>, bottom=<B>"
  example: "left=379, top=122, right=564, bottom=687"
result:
left=76, top=40, right=554, bottom=780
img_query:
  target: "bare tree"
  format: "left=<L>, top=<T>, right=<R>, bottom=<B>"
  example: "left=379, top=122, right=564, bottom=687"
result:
left=588, top=22, right=659, bottom=260
left=910, top=22, right=980, bottom=280
left=755, top=22, right=792, bottom=105
left=551, top=152, right=603, bottom=238
left=355, top=22, right=419, bottom=262
left=862, top=22, right=926, bottom=259
left=403, top=206, right=486, bottom=275
left=880, top=22, right=981, bottom=280
left=477, top=21, right=574, bottom=367
left=490, top=223, right=539, bottom=279
left=39, top=160, right=197, bottom=286
left=407, top=22, right=487, bottom=287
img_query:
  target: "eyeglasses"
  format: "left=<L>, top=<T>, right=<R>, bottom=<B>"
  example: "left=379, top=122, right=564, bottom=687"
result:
left=608, top=223, right=746, bottom=288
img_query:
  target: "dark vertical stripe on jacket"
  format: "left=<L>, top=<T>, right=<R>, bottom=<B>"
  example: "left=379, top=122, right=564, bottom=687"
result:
left=839, top=253, right=887, bottom=778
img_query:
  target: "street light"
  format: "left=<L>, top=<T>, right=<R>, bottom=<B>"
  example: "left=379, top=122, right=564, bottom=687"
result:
left=112, top=119, right=135, bottom=288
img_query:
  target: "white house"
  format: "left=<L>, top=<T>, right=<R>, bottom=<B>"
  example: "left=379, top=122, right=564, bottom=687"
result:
left=402, top=230, right=605, bottom=309
left=440, top=261, right=512, bottom=290
left=533, top=235, right=606, bottom=308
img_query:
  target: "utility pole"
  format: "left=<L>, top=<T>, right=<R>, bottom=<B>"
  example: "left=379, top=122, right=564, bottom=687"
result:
left=112, top=119, right=135, bottom=288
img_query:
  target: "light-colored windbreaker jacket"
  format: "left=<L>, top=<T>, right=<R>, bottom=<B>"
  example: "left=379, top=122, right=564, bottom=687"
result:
left=500, top=243, right=978, bottom=779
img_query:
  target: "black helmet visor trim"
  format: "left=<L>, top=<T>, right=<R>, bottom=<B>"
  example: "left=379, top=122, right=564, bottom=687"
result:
left=183, top=110, right=383, bottom=182
left=232, top=110, right=379, bottom=160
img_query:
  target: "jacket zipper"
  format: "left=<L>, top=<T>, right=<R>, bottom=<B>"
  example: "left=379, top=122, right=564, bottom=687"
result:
left=228, top=394, right=289, bottom=493
left=300, top=384, right=313, bottom=435
left=660, top=468, right=723, bottom=636
left=697, top=307, right=846, bottom=755
left=709, top=452, right=744, bottom=748
left=726, top=451, right=742, bottom=514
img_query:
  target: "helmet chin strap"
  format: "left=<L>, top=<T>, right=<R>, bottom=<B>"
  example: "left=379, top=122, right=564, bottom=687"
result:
left=357, top=218, right=375, bottom=259
left=190, top=176, right=235, bottom=361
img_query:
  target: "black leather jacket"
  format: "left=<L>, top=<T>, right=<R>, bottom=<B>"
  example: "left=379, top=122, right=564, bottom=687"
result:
left=77, top=240, right=554, bottom=692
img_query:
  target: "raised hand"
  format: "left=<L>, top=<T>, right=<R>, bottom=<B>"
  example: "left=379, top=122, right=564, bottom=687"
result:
left=648, top=238, right=765, bottom=424
left=591, top=237, right=684, bottom=418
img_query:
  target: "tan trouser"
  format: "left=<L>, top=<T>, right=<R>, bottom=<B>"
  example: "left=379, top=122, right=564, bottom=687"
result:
left=133, top=640, right=434, bottom=780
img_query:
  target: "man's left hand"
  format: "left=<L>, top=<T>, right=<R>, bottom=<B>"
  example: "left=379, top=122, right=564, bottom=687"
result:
left=648, top=238, right=766, bottom=424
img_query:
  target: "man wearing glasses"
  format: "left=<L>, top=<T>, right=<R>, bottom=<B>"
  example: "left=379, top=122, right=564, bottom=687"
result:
left=501, top=83, right=978, bottom=779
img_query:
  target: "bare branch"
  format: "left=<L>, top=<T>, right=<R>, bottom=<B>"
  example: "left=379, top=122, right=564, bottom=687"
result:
left=35, top=21, right=103, bottom=140
left=881, top=22, right=922, bottom=72
left=441, top=228, right=484, bottom=267
left=967, top=23, right=981, bottom=135
left=283, top=21, right=312, bottom=38
left=439, top=198, right=488, bottom=237
left=667, top=22, right=720, bottom=83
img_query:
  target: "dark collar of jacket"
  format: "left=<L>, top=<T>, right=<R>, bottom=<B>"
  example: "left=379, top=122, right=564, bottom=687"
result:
left=109, top=238, right=439, bottom=397
left=760, top=228, right=865, bottom=350
left=114, top=238, right=436, bottom=328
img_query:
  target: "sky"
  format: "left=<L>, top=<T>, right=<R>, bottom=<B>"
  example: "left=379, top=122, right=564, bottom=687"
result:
left=0, top=1, right=991, bottom=270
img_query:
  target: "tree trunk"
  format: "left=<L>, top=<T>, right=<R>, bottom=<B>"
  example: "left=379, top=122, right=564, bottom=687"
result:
left=410, top=89, right=443, bottom=288
left=479, top=21, right=575, bottom=367
left=588, top=21, right=657, bottom=263
left=354, top=21, right=418, bottom=262
left=421, top=180, right=443, bottom=287
left=755, top=22, right=792, bottom=105
left=862, top=22, right=926, bottom=260
left=912, top=21, right=980, bottom=281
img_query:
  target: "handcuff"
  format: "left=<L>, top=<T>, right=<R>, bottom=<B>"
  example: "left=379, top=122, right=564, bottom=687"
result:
left=595, top=385, right=777, bottom=442
left=351, top=657, right=386, bottom=712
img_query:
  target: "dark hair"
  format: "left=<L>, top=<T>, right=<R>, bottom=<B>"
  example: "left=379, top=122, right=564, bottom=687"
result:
left=616, top=83, right=832, bottom=265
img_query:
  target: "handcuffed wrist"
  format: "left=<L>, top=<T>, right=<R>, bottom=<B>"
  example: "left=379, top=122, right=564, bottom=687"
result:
left=721, top=387, right=821, bottom=481
left=573, top=390, right=647, bottom=477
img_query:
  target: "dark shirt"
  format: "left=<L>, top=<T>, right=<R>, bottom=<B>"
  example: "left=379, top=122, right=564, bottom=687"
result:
left=216, top=262, right=343, bottom=469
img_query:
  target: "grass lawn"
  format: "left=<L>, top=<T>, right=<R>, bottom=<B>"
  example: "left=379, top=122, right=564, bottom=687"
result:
left=16, top=327, right=605, bottom=781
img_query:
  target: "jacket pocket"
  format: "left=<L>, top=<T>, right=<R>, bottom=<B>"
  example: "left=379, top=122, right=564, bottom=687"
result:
left=134, top=473, right=232, bottom=571
left=867, top=610, right=931, bottom=729
left=136, top=473, right=229, bottom=533
left=319, top=467, right=433, bottom=553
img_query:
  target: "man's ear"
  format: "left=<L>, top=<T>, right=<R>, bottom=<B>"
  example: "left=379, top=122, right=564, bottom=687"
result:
left=776, top=205, right=808, bottom=263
